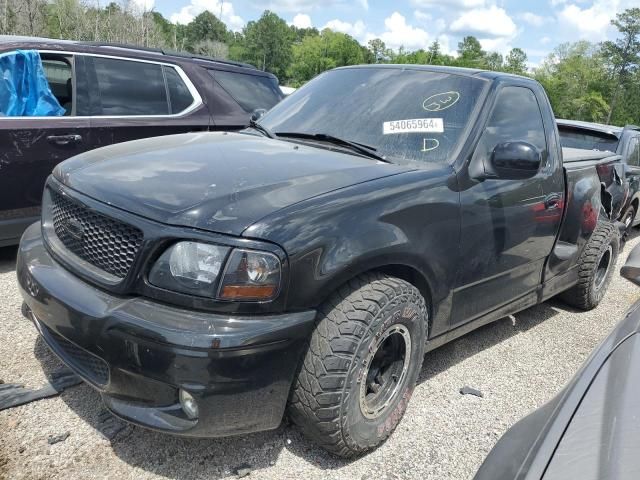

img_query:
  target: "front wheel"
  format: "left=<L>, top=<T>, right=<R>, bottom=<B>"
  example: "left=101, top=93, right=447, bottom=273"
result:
left=560, top=221, right=619, bottom=310
left=288, top=273, right=427, bottom=457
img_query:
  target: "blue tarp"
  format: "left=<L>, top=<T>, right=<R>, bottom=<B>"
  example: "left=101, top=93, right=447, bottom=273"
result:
left=0, top=50, right=65, bottom=116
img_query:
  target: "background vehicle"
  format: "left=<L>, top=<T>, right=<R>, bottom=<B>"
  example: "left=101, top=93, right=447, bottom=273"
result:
left=474, top=242, right=640, bottom=480
left=18, top=66, right=622, bottom=458
left=0, top=36, right=284, bottom=247
left=558, top=119, right=640, bottom=230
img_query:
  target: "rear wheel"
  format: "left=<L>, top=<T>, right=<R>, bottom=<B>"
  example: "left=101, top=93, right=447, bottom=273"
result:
left=288, top=273, right=427, bottom=457
left=622, top=204, right=637, bottom=233
left=560, top=221, right=619, bottom=310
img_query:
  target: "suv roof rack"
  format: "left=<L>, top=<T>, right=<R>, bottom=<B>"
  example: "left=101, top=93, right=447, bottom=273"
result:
left=81, top=41, right=257, bottom=70
left=623, top=124, right=640, bottom=132
left=166, top=50, right=256, bottom=69
left=81, top=41, right=164, bottom=55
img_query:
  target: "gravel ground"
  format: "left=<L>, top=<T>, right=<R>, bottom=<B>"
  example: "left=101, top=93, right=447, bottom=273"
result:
left=1, top=232, right=639, bottom=480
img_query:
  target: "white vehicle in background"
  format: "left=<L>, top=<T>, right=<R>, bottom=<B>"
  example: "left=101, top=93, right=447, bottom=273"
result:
left=280, top=86, right=297, bottom=95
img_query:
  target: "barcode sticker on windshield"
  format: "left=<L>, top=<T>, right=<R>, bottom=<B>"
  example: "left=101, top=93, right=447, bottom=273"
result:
left=383, top=118, right=444, bottom=135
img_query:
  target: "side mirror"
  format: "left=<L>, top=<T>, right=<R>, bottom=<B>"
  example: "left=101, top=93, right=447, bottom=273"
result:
left=488, top=141, right=542, bottom=180
left=621, top=243, right=640, bottom=287
left=251, top=108, right=267, bottom=122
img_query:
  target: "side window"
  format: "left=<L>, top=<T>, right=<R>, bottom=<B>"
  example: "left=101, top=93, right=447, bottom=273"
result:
left=210, top=70, right=283, bottom=113
left=163, top=66, right=194, bottom=114
left=0, top=50, right=67, bottom=117
left=474, top=86, right=547, bottom=167
left=92, top=57, right=168, bottom=116
left=41, top=57, right=73, bottom=116
left=629, top=137, right=640, bottom=167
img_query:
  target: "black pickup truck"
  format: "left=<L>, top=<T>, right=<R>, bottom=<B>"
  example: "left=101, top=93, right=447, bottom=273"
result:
left=17, top=65, right=622, bottom=457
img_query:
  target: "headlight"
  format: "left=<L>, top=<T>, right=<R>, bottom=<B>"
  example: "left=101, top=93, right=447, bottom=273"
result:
left=149, top=242, right=281, bottom=301
left=149, top=242, right=229, bottom=297
left=218, top=249, right=281, bottom=301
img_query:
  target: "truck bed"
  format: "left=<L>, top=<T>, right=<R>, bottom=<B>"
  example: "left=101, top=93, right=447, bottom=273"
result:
left=562, top=147, right=619, bottom=166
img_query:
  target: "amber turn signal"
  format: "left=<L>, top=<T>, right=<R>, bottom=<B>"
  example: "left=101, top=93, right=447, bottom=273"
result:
left=217, top=248, right=281, bottom=302
left=219, top=284, right=277, bottom=300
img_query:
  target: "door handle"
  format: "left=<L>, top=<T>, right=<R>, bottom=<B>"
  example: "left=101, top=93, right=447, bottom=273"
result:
left=544, top=193, right=561, bottom=210
left=47, top=134, right=82, bottom=146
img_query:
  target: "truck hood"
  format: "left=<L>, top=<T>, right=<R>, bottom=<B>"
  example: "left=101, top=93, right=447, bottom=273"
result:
left=55, top=132, right=408, bottom=235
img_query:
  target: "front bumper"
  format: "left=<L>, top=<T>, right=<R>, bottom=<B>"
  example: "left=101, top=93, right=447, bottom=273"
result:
left=17, top=223, right=317, bottom=437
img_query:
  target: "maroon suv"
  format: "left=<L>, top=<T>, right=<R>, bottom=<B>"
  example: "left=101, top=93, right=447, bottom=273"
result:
left=0, top=36, right=284, bottom=246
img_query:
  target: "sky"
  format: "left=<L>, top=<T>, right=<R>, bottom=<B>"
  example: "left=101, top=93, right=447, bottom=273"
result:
left=145, top=0, right=638, bottom=68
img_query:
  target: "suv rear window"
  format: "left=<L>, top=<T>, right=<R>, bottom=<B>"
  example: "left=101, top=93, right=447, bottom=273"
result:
left=558, top=127, right=619, bottom=152
left=93, top=57, right=169, bottom=116
left=163, top=66, right=194, bottom=114
left=211, top=70, right=282, bottom=112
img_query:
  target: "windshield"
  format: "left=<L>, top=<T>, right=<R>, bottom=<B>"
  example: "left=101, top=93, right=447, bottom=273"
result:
left=259, top=67, right=488, bottom=164
left=558, top=127, right=620, bottom=153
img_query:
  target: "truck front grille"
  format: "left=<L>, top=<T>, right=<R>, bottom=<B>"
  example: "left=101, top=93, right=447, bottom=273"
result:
left=50, top=189, right=143, bottom=279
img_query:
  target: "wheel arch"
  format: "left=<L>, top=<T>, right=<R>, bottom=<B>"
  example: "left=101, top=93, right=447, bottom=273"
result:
left=313, top=260, right=435, bottom=333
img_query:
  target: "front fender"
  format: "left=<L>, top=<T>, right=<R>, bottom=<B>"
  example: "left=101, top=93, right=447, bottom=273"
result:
left=244, top=167, right=461, bottom=337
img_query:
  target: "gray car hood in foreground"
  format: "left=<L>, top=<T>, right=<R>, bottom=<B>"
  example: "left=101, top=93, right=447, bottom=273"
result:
left=54, top=132, right=408, bottom=235
left=474, top=296, right=640, bottom=480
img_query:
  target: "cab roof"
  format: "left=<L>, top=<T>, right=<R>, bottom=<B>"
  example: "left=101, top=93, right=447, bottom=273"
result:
left=336, top=63, right=534, bottom=82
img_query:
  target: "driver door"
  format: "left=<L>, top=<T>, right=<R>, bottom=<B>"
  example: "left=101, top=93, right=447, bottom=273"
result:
left=451, top=85, right=560, bottom=325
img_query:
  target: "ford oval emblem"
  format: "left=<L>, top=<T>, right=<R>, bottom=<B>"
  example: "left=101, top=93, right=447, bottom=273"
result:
left=63, top=218, right=85, bottom=242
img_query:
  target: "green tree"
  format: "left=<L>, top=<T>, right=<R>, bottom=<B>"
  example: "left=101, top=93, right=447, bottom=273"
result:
left=151, top=11, right=178, bottom=48
left=456, top=36, right=486, bottom=68
left=486, top=52, right=503, bottom=71
left=535, top=41, right=610, bottom=122
left=567, top=91, right=610, bottom=122
left=193, top=40, right=229, bottom=59
left=46, top=0, right=87, bottom=40
left=367, top=38, right=391, bottom=63
left=601, top=8, right=640, bottom=123
left=427, top=41, right=441, bottom=64
left=185, top=11, right=228, bottom=51
left=289, top=29, right=364, bottom=85
left=425, top=41, right=455, bottom=65
left=406, top=49, right=429, bottom=64
left=238, top=10, right=294, bottom=78
left=291, top=25, right=318, bottom=43
left=0, top=0, right=18, bottom=34
left=504, top=48, right=527, bottom=75
left=613, top=69, right=640, bottom=124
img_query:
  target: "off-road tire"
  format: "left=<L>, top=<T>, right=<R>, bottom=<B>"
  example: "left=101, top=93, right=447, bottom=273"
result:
left=622, top=204, right=637, bottom=233
left=288, top=273, right=427, bottom=457
left=561, top=221, right=619, bottom=310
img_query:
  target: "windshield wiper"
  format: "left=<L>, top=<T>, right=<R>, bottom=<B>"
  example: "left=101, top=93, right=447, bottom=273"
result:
left=249, top=119, right=276, bottom=139
left=274, top=132, right=389, bottom=162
